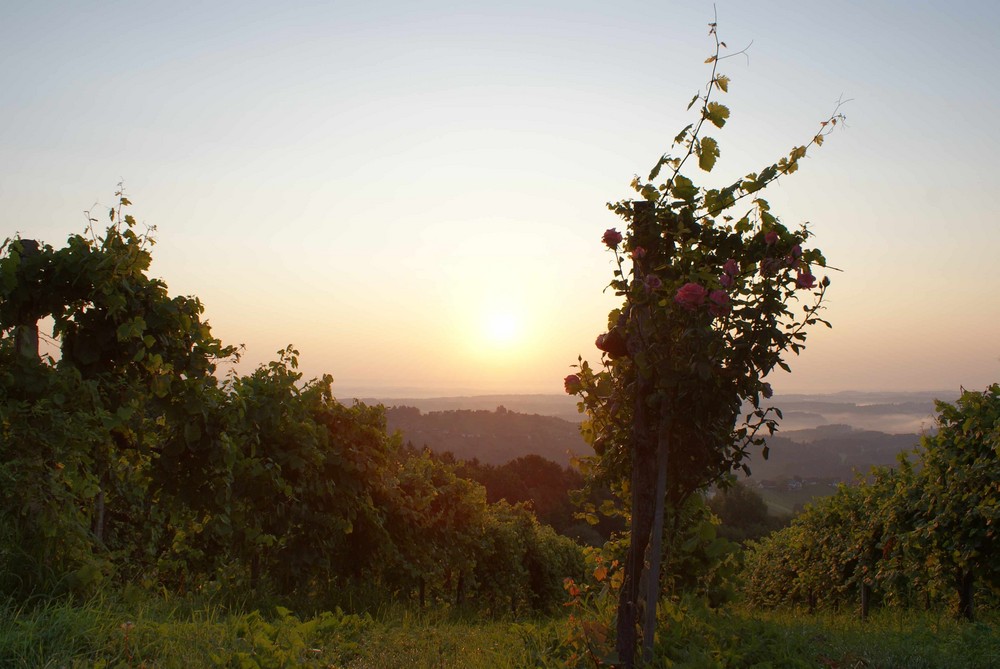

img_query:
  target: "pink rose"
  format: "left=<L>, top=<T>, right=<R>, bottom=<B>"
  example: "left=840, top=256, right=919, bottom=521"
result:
left=723, top=259, right=739, bottom=277
left=631, top=246, right=647, bottom=260
left=719, top=273, right=734, bottom=288
left=602, top=228, right=623, bottom=249
left=785, top=244, right=803, bottom=268
left=760, top=258, right=782, bottom=276
left=644, top=274, right=662, bottom=292
left=595, top=328, right=629, bottom=358
left=796, top=270, right=816, bottom=289
left=765, top=230, right=779, bottom=245
left=674, top=282, right=708, bottom=311
left=708, top=289, right=730, bottom=317
left=564, top=374, right=582, bottom=394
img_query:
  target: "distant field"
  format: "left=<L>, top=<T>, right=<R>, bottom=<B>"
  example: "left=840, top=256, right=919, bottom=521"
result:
left=758, top=483, right=840, bottom=516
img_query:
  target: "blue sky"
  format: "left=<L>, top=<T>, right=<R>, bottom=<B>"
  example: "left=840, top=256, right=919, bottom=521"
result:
left=3, top=1, right=999, bottom=396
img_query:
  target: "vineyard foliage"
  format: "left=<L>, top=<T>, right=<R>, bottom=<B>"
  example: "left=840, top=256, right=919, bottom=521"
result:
left=743, top=385, right=1000, bottom=620
left=0, top=199, right=584, bottom=611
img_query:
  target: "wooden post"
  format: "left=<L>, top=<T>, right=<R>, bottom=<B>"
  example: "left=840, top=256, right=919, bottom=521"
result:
left=642, top=408, right=671, bottom=664
left=957, top=569, right=974, bottom=622
left=13, top=239, right=40, bottom=360
left=615, top=201, right=660, bottom=669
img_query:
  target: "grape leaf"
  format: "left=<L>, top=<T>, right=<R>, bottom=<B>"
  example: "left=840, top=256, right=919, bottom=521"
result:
left=698, top=137, right=720, bottom=172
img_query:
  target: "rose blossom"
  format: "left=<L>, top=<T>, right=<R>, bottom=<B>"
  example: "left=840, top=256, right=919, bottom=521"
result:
left=785, top=244, right=804, bottom=268
left=719, top=273, right=734, bottom=288
left=796, top=269, right=816, bottom=289
left=759, top=258, right=783, bottom=276
left=595, top=329, right=628, bottom=358
left=631, top=246, right=647, bottom=260
left=644, top=274, right=662, bottom=292
left=564, top=374, right=582, bottom=395
left=765, top=230, right=779, bottom=245
left=723, top=259, right=739, bottom=277
left=708, top=289, right=730, bottom=317
left=602, top=228, right=623, bottom=249
left=674, top=282, right=708, bottom=311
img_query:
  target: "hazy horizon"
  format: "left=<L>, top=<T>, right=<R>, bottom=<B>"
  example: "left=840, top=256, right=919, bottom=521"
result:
left=338, top=385, right=963, bottom=402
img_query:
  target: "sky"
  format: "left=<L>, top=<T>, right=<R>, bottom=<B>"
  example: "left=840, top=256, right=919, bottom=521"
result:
left=2, top=0, right=999, bottom=398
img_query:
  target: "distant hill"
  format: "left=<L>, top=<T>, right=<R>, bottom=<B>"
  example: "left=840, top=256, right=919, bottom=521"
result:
left=745, top=425, right=921, bottom=482
left=370, top=394, right=582, bottom=423
left=376, top=391, right=947, bottom=482
left=771, top=390, right=953, bottom=433
left=367, top=390, right=953, bottom=433
left=384, top=405, right=585, bottom=466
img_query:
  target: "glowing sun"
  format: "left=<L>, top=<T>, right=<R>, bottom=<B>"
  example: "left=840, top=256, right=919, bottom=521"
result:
left=482, top=310, right=521, bottom=347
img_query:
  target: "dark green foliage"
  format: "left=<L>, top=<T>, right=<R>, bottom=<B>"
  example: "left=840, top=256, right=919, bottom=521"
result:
left=708, top=480, right=788, bottom=544
left=912, top=384, right=1000, bottom=620
left=457, top=454, right=624, bottom=545
left=0, top=196, right=584, bottom=615
left=471, top=501, right=586, bottom=615
left=743, top=386, right=1000, bottom=621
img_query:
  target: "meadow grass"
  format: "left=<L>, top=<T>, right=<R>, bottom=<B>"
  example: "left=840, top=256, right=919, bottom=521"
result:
left=652, top=601, right=999, bottom=669
left=1, top=592, right=996, bottom=668
left=0, top=591, right=557, bottom=668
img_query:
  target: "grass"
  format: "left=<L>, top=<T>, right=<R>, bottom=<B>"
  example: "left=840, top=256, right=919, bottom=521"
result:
left=651, top=601, right=999, bottom=669
left=0, top=592, right=558, bottom=668
left=0, top=592, right=996, bottom=668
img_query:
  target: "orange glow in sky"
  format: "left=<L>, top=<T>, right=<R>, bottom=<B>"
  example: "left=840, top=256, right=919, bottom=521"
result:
left=2, top=1, right=999, bottom=398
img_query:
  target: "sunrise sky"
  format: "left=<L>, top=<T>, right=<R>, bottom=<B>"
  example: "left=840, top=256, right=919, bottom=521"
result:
left=3, top=1, right=999, bottom=397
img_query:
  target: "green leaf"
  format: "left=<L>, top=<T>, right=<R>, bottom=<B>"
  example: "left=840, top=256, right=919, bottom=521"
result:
left=183, top=421, right=201, bottom=445
left=649, top=154, right=671, bottom=181
left=705, top=102, right=730, bottom=128
left=670, top=174, right=698, bottom=201
left=673, top=123, right=694, bottom=146
left=687, top=92, right=700, bottom=110
left=698, top=137, right=720, bottom=172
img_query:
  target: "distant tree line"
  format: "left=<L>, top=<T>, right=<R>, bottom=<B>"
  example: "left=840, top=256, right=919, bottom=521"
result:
left=386, top=405, right=585, bottom=466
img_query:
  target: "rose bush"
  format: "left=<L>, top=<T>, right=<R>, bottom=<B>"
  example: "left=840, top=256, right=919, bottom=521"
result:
left=565, top=22, right=842, bottom=666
